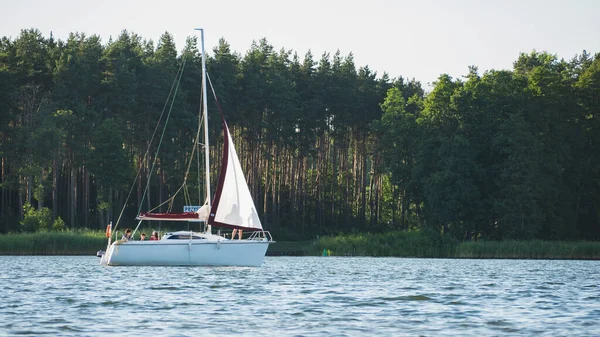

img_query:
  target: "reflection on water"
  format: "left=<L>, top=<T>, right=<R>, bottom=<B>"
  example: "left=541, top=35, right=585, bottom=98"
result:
left=0, top=256, right=598, bottom=336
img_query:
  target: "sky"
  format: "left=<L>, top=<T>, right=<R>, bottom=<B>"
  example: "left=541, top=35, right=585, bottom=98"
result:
left=2, top=0, right=599, bottom=87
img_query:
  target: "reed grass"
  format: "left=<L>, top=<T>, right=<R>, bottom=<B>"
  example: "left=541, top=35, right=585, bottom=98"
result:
left=267, top=240, right=314, bottom=255
left=455, top=240, right=600, bottom=259
left=314, top=230, right=458, bottom=257
left=0, top=227, right=173, bottom=255
left=0, top=230, right=107, bottom=255
left=314, top=231, right=600, bottom=260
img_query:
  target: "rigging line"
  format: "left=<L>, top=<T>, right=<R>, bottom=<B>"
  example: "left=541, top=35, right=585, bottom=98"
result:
left=206, top=72, right=225, bottom=115
left=112, top=52, right=189, bottom=234
left=183, top=182, right=189, bottom=203
left=134, top=69, right=208, bottom=220
left=168, top=195, right=174, bottom=212
left=183, top=185, right=191, bottom=207
left=130, top=220, right=143, bottom=241
left=137, top=54, right=189, bottom=217
left=144, top=107, right=206, bottom=214
left=156, top=88, right=205, bottom=208
left=145, top=106, right=205, bottom=213
left=147, top=187, right=181, bottom=213
left=181, top=89, right=205, bottom=185
left=181, top=110, right=204, bottom=186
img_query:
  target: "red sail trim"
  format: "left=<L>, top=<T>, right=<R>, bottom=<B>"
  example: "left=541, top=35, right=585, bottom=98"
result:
left=138, top=212, right=199, bottom=220
left=210, top=220, right=263, bottom=232
left=207, top=116, right=229, bottom=227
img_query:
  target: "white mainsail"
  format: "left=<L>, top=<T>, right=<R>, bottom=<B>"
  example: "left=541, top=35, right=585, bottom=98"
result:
left=208, top=122, right=262, bottom=230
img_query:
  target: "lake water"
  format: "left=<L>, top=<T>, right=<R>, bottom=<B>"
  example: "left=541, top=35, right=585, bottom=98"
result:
left=1, top=256, right=598, bottom=336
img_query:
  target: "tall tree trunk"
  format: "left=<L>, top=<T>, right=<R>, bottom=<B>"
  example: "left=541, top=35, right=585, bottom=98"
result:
left=368, top=169, right=375, bottom=227
left=52, top=158, right=58, bottom=220
left=159, top=170, right=164, bottom=229
left=70, top=166, right=76, bottom=228
left=376, top=175, right=382, bottom=226
left=146, top=155, right=151, bottom=212
left=361, top=132, right=367, bottom=226
left=137, top=150, right=142, bottom=212
left=330, top=137, right=336, bottom=227
left=271, top=144, right=278, bottom=226
left=18, top=175, right=24, bottom=220
left=37, top=170, right=44, bottom=210
left=574, top=155, right=592, bottom=227
left=1, top=157, right=4, bottom=228
left=98, top=199, right=104, bottom=229
left=84, top=165, right=89, bottom=226
left=27, top=175, right=33, bottom=207
left=401, top=189, right=408, bottom=230
left=353, top=130, right=360, bottom=225
left=301, top=157, right=307, bottom=234
left=344, top=132, right=350, bottom=227
left=116, top=190, right=123, bottom=227
left=391, top=184, right=397, bottom=227
left=108, top=187, right=113, bottom=224
left=263, top=147, right=270, bottom=216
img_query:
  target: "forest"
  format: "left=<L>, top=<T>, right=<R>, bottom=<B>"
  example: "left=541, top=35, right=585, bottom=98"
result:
left=0, top=28, right=598, bottom=241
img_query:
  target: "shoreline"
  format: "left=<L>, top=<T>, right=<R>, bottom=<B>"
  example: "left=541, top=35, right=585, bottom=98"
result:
left=1, top=231, right=599, bottom=260
left=1, top=254, right=598, bottom=261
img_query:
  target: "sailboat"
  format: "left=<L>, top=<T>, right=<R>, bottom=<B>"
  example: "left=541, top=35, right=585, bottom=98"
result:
left=100, top=29, right=274, bottom=267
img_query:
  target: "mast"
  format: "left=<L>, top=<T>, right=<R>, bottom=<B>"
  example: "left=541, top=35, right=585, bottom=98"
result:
left=196, top=28, right=211, bottom=233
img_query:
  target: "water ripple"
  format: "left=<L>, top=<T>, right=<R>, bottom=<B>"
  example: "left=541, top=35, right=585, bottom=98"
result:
left=0, top=256, right=599, bottom=336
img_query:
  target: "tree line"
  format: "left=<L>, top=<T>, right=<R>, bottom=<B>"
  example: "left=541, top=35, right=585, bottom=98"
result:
left=0, top=28, right=598, bottom=240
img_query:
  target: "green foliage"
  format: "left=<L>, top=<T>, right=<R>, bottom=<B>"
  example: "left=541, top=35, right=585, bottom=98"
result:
left=20, top=204, right=53, bottom=232
left=0, top=29, right=599, bottom=243
left=20, top=204, right=67, bottom=232
left=52, top=217, right=66, bottom=231
left=374, top=51, right=600, bottom=241
left=90, top=118, right=132, bottom=190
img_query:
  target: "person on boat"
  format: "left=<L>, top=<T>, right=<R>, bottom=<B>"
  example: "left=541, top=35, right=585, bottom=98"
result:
left=121, top=228, right=132, bottom=242
left=247, top=208, right=260, bottom=227
left=150, top=231, right=159, bottom=240
left=140, top=233, right=146, bottom=241
left=231, top=228, right=243, bottom=240
left=224, top=204, right=242, bottom=225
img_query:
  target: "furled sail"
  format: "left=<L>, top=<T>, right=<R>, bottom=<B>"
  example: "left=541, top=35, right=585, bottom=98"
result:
left=137, top=212, right=200, bottom=221
left=137, top=203, right=210, bottom=222
left=208, top=121, right=262, bottom=230
left=197, top=204, right=210, bottom=221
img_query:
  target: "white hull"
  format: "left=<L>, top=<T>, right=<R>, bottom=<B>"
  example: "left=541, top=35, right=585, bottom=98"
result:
left=100, top=234, right=271, bottom=267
